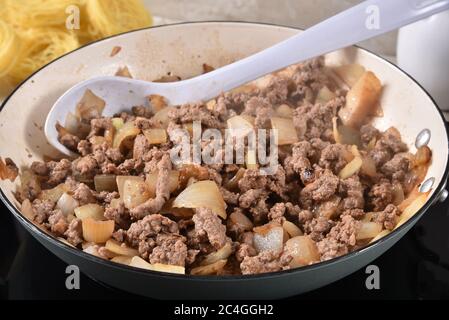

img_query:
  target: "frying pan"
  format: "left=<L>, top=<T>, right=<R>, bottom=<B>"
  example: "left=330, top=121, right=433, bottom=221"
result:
left=0, top=22, right=448, bottom=299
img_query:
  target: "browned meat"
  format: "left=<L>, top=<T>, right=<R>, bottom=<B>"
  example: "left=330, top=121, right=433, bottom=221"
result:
left=130, top=154, right=171, bottom=219
left=305, top=216, right=334, bottom=242
left=31, top=159, right=71, bottom=188
left=268, top=202, right=286, bottom=224
left=133, top=134, right=150, bottom=160
left=104, top=200, right=130, bottom=229
left=374, top=204, right=400, bottom=230
left=381, top=153, right=411, bottom=182
left=317, top=215, right=360, bottom=261
left=65, top=218, right=83, bottom=246
left=240, top=250, right=290, bottom=275
left=300, top=169, right=339, bottom=208
left=31, top=199, right=54, bottom=224
left=149, top=234, right=188, bottom=266
left=47, top=210, right=68, bottom=236
left=360, top=124, right=379, bottom=144
left=60, top=133, right=80, bottom=152
left=339, top=176, right=364, bottom=210
left=238, top=169, right=268, bottom=192
left=73, top=183, right=96, bottom=205
left=192, top=207, right=227, bottom=249
left=168, top=102, right=223, bottom=128
left=132, top=106, right=153, bottom=118
left=368, top=179, right=393, bottom=211
left=319, top=144, right=349, bottom=173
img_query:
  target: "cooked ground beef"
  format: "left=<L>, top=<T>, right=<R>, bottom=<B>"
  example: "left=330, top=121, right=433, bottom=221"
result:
left=192, top=207, right=228, bottom=249
left=15, top=58, right=431, bottom=276
left=240, top=250, right=291, bottom=275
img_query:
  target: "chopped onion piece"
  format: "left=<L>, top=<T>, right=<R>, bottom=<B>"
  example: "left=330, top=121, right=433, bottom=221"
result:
left=94, top=174, right=117, bottom=192
left=161, top=199, right=194, bottom=218
left=21, top=199, right=34, bottom=220
left=64, top=112, right=80, bottom=135
left=148, top=94, right=167, bottom=113
left=229, top=210, right=253, bottom=231
left=332, top=117, right=362, bottom=146
left=338, top=71, right=382, bottom=128
left=146, top=170, right=179, bottom=197
left=362, top=212, right=375, bottom=223
left=334, top=64, right=366, bottom=87
left=20, top=170, right=41, bottom=201
left=369, top=229, right=391, bottom=243
left=0, top=157, right=18, bottom=181
left=339, top=156, right=362, bottom=179
left=105, top=239, right=139, bottom=256
left=356, top=221, right=383, bottom=240
left=200, top=242, right=233, bottom=266
left=75, top=89, right=105, bottom=121
left=89, top=136, right=106, bottom=146
left=282, top=220, right=303, bottom=238
left=83, top=245, right=102, bottom=257
left=392, top=183, right=405, bottom=206
left=122, top=179, right=151, bottom=209
left=395, top=192, right=428, bottom=229
left=246, top=149, right=258, bottom=169
left=38, top=183, right=70, bottom=204
left=56, top=193, right=79, bottom=216
left=172, top=180, right=227, bottom=219
left=143, top=128, right=167, bottom=144
left=316, top=195, right=341, bottom=219
left=179, top=164, right=209, bottom=187
left=150, top=263, right=185, bottom=275
left=316, top=86, right=336, bottom=104
left=284, top=236, right=320, bottom=268
left=55, top=122, right=71, bottom=141
left=225, top=168, right=245, bottom=190
left=74, top=203, right=105, bottom=221
left=111, top=255, right=132, bottom=265
left=227, top=115, right=255, bottom=138
left=206, top=99, right=216, bottom=111
left=367, top=137, right=376, bottom=150
left=182, top=122, right=194, bottom=137
left=152, top=106, right=174, bottom=128
left=191, top=259, right=227, bottom=275
left=276, top=104, right=294, bottom=118
left=129, top=256, right=153, bottom=270
left=271, top=117, right=298, bottom=145
left=82, top=218, right=114, bottom=243
left=253, top=223, right=284, bottom=254
left=414, top=146, right=432, bottom=166
left=111, top=118, right=124, bottom=131
left=361, top=155, right=377, bottom=177
left=129, top=256, right=185, bottom=274
left=112, top=120, right=140, bottom=150
left=116, top=176, right=144, bottom=198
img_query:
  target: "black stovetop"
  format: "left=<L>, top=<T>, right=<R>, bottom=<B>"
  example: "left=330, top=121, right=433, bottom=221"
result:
left=1, top=193, right=449, bottom=300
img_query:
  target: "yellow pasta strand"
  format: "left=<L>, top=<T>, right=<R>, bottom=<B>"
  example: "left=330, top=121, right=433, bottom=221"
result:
left=86, top=0, right=153, bottom=38
left=0, top=20, right=21, bottom=77
left=0, top=0, right=152, bottom=88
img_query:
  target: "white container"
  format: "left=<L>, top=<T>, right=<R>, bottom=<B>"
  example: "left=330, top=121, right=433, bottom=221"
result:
left=397, top=10, right=449, bottom=110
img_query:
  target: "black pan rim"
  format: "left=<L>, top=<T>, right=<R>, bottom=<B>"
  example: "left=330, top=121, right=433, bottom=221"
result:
left=1, top=20, right=448, bottom=282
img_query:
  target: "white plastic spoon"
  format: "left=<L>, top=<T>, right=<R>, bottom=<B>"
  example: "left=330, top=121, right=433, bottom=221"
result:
left=45, top=0, right=449, bottom=156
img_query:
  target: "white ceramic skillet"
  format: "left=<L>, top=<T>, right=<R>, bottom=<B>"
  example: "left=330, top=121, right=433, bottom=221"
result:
left=0, top=22, right=448, bottom=299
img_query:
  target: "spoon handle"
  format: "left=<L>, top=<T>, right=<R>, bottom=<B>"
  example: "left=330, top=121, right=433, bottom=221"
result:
left=180, top=0, right=449, bottom=103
